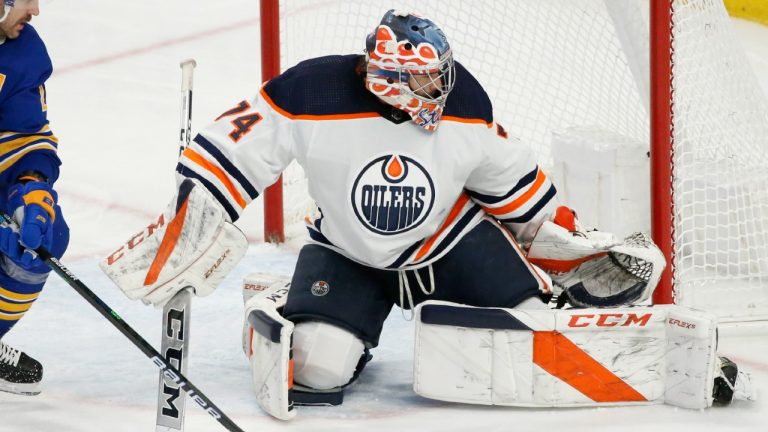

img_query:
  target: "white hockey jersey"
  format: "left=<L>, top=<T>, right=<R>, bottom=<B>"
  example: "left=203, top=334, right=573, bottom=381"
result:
left=176, top=55, right=558, bottom=270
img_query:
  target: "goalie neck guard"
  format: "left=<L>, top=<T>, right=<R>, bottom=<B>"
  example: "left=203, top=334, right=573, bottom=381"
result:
left=364, top=10, right=456, bottom=132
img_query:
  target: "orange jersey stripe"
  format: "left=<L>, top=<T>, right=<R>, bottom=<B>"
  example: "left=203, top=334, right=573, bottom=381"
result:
left=442, top=115, right=493, bottom=127
left=183, top=147, right=247, bottom=209
left=533, top=331, right=647, bottom=403
left=260, top=88, right=379, bottom=121
left=483, top=170, right=547, bottom=217
left=143, top=197, right=190, bottom=286
left=414, top=193, right=471, bottom=262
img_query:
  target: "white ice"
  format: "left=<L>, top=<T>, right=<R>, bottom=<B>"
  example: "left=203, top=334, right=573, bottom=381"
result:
left=1, top=1, right=767, bottom=431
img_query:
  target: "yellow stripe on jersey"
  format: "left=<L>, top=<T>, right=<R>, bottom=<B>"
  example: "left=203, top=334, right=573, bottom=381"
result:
left=0, top=132, right=59, bottom=153
left=0, top=311, right=26, bottom=321
left=0, top=299, right=33, bottom=313
left=0, top=134, right=59, bottom=174
left=0, top=124, right=51, bottom=139
left=0, top=286, right=40, bottom=303
left=0, top=73, right=6, bottom=94
left=39, top=85, right=48, bottom=112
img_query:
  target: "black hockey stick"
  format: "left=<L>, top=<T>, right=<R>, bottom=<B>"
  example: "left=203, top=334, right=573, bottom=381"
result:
left=0, top=212, right=245, bottom=432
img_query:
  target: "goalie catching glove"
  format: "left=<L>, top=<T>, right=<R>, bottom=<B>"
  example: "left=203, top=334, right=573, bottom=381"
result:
left=99, top=179, right=248, bottom=307
left=527, top=206, right=665, bottom=308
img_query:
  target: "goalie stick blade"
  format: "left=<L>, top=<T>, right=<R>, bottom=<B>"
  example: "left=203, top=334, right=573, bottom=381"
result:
left=157, top=288, right=192, bottom=431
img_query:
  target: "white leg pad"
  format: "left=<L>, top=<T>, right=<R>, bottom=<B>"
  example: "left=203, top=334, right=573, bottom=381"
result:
left=244, top=289, right=296, bottom=420
left=414, top=300, right=718, bottom=409
left=292, top=321, right=365, bottom=390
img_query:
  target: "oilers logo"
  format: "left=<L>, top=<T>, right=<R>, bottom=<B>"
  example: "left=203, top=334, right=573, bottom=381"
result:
left=351, top=154, right=435, bottom=235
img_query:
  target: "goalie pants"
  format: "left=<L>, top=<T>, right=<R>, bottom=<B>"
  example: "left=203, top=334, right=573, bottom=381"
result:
left=283, top=219, right=547, bottom=348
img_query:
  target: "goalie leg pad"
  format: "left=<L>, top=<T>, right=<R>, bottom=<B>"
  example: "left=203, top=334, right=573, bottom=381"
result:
left=244, top=292, right=296, bottom=421
left=414, top=300, right=718, bottom=409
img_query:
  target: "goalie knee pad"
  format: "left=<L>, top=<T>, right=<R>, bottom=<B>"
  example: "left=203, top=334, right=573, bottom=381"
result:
left=292, top=321, right=365, bottom=390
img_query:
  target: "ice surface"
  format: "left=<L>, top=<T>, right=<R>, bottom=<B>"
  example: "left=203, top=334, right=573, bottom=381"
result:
left=0, top=1, right=766, bottom=431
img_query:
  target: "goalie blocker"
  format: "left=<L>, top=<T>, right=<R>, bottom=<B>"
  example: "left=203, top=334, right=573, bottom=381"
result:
left=99, top=178, right=248, bottom=307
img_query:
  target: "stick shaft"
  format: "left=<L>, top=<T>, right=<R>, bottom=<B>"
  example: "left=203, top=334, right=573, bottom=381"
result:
left=178, top=59, right=197, bottom=155
left=159, top=58, right=198, bottom=431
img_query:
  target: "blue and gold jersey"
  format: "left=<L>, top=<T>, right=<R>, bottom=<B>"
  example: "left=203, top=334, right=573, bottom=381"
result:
left=0, top=24, right=60, bottom=187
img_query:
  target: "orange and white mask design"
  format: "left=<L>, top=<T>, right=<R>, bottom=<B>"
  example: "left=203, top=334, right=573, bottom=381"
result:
left=365, top=23, right=455, bottom=132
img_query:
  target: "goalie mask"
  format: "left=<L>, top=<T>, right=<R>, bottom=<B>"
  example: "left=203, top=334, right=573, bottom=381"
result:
left=365, top=10, right=456, bottom=132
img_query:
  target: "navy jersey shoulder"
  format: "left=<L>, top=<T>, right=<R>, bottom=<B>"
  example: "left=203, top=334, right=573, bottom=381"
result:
left=263, top=54, right=381, bottom=116
left=0, top=25, right=53, bottom=132
left=262, top=54, right=493, bottom=123
left=443, top=62, right=493, bottom=124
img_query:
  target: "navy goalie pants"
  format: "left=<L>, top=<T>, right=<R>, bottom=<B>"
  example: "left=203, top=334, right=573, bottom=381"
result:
left=282, top=218, right=547, bottom=348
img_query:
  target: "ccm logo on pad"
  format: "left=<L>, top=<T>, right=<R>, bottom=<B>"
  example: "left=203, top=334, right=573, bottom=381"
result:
left=567, top=313, right=653, bottom=328
left=106, top=214, right=166, bottom=265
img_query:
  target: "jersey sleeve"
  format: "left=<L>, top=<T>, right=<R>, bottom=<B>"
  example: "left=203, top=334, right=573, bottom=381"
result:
left=175, top=85, right=296, bottom=222
left=0, top=36, right=60, bottom=186
left=465, top=123, right=559, bottom=244
left=0, top=126, right=60, bottom=187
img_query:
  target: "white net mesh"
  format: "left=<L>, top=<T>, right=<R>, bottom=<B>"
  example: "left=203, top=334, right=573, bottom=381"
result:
left=273, top=0, right=768, bottom=320
left=670, top=0, right=768, bottom=320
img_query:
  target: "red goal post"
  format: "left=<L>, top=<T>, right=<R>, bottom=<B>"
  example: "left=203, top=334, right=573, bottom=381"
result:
left=649, top=0, right=673, bottom=305
left=261, top=0, right=284, bottom=243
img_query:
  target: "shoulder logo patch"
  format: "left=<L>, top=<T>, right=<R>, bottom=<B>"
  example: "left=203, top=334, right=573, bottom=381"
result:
left=351, top=154, right=435, bottom=235
left=311, top=281, right=330, bottom=297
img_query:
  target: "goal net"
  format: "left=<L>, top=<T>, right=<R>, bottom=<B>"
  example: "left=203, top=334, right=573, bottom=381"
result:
left=262, top=0, right=768, bottom=321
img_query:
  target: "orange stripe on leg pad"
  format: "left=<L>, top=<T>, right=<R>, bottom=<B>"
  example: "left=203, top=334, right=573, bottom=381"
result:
left=288, top=359, right=294, bottom=390
left=143, top=197, right=190, bottom=286
left=533, top=331, right=646, bottom=403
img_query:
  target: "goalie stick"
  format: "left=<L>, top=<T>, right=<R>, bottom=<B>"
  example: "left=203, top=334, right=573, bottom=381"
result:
left=0, top=211, right=245, bottom=432
left=157, top=58, right=197, bottom=432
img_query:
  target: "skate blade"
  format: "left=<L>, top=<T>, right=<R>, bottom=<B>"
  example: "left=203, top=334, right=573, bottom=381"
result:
left=0, top=379, right=41, bottom=396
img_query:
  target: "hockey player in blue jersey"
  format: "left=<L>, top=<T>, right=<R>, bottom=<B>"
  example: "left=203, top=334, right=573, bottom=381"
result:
left=0, top=0, right=69, bottom=395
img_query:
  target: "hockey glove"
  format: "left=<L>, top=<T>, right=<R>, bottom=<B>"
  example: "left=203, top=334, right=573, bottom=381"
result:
left=527, top=206, right=666, bottom=307
left=7, top=180, right=57, bottom=251
left=0, top=180, right=58, bottom=270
